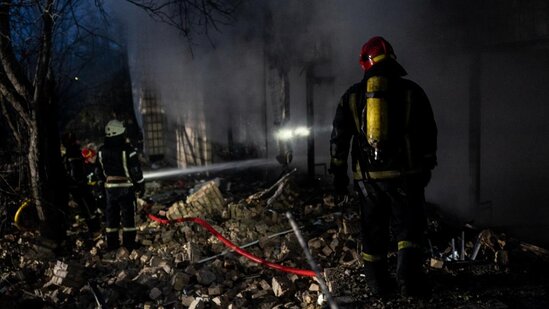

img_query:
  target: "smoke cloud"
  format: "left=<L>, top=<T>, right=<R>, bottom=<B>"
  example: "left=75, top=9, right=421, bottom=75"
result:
left=110, top=1, right=549, bottom=246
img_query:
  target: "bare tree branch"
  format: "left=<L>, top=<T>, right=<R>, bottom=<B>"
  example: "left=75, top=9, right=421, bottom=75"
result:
left=0, top=96, right=23, bottom=146
left=121, top=0, right=241, bottom=40
left=31, top=0, right=54, bottom=101
left=65, top=1, right=122, bottom=49
left=0, top=0, right=33, bottom=101
left=0, top=65, right=31, bottom=127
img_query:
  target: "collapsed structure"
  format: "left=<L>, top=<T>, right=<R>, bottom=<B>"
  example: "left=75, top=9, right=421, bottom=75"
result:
left=1, top=170, right=549, bottom=308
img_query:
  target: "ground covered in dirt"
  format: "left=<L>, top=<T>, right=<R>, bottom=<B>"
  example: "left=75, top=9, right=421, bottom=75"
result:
left=1, top=167, right=549, bottom=308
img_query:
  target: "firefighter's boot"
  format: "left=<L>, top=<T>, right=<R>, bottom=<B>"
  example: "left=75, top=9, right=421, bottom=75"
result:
left=106, top=229, right=120, bottom=251
left=396, top=248, right=430, bottom=297
left=122, top=230, right=138, bottom=250
left=87, top=216, right=101, bottom=240
left=363, top=259, right=394, bottom=296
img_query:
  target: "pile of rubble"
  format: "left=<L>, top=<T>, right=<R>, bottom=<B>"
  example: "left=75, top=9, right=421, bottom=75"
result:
left=1, top=169, right=549, bottom=308
left=0, top=171, right=359, bottom=308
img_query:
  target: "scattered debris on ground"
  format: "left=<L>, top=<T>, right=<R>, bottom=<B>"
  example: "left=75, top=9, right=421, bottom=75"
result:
left=1, top=168, right=549, bottom=308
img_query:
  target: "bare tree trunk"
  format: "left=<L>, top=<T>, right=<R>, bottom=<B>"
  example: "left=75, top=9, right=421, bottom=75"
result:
left=28, top=121, right=43, bottom=220
left=29, top=0, right=68, bottom=244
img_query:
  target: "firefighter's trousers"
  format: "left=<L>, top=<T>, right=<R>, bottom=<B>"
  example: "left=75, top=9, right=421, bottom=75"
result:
left=104, top=186, right=137, bottom=250
left=355, top=176, right=427, bottom=261
left=70, top=186, right=100, bottom=235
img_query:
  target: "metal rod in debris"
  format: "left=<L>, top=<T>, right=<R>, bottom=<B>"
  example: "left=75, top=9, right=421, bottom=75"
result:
left=197, top=228, right=297, bottom=264
left=427, top=238, right=434, bottom=258
left=451, top=238, right=456, bottom=260
left=88, top=280, right=107, bottom=309
left=460, top=231, right=465, bottom=261
left=471, top=233, right=483, bottom=261
left=286, top=212, right=338, bottom=309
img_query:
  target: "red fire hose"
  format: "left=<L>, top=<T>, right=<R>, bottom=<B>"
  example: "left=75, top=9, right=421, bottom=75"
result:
left=146, top=213, right=316, bottom=277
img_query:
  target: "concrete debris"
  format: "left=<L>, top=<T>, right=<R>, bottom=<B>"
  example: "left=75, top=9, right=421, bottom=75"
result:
left=208, top=285, right=222, bottom=296
left=149, top=287, right=162, bottom=300
left=2, top=171, right=549, bottom=308
left=272, top=276, right=294, bottom=297
left=252, top=289, right=270, bottom=299
left=189, top=297, right=206, bottom=309
left=171, top=271, right=191, bottom=291
left=129, top=249, right=140, bottom=260
left=495, top=250, right=509, bottom=267
left=196, top=268, right=217, bottom=285
left=181, top=295, right=196, bottom=307
left=308, top=283, right=320, bottom=292
left=339, top=215, right=361, bottom=235
left=44, top=261, right=85, bottom=288
left=323, top=267, right=342, bottom=294
left=259, top=279, right=271, bottom=291
left=519, top=242, right=549, bottom=262
left=116, top=247, right=130, bottom=260
left=246, top=169, right=297, bottom=203
left=184, top=241, right=203, bottom=262
left=430, top=258, right=444, bottom=269
left=167, top=180, right=225, bottom=220
left=322, top=245, right=334, bottom=257
left=475, top=229, right=507, bottom=255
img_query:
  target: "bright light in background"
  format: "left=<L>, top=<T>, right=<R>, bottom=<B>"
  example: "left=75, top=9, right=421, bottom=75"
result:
left=276, top=128, right=294, bottom=140
left=275, top=126, right=311, bottom=140
left=294, top=127, right=310, bottom=137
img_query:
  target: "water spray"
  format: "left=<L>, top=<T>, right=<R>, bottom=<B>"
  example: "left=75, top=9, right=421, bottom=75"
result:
left=143, top=158, right=278, bottom=181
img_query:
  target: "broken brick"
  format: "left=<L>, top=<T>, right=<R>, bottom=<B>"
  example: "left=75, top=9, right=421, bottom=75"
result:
left=272, top=276, right=294, bottom=297
left=197, top=268, right=216, bottom=285
left=208, top=285, right=222, bottom=296
left=189, top=297, right=206, bottom=309
left=181, top=295, right=196, bottom=307
left=430, top=258, right=444, bottom=269
left=149, top=287, right=162, bottom=300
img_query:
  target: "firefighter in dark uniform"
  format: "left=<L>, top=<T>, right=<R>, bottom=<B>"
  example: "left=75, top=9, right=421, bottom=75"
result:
left=98, top=120, right=145, bottom=251
left=82, top=147, right=106, bottom=215
left=62, top=133, right=101, bottom=239
left=329, top=36, right=437, bottom=296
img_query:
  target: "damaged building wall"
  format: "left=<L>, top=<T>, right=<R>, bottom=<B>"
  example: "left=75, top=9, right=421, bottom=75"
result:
left=481, top=50, right=549, bottom=239
left=172, top=111, right=212, bottom=168
left=453, top=1, right=549, bottom=243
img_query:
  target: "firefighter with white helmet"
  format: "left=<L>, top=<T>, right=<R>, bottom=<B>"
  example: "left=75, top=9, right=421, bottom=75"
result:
left=98, top=119, right=145, bottom=250
left=330, top=36, right=437, bottom=297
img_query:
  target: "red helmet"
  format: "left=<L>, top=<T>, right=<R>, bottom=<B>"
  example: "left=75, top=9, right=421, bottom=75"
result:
left=81, top=148, right=96, bottom=162
left=359, top=36, right=396, bottom=72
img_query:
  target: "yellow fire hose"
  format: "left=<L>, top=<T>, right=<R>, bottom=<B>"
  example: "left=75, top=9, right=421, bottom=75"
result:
left=14, top=198, right=32, bottom=230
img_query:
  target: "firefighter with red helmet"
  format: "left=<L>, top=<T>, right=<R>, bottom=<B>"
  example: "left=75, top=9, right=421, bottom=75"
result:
left=82, top=146, right=106, bottom=214
left=330, top=36, right=437, bottom=296
left=97, top=120, right=145, bottom=251
left=61, top=132, right=101, bottom=240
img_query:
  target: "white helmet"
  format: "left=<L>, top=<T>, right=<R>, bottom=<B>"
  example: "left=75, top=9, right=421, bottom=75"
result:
left=105, top=119, right=126, bottom=137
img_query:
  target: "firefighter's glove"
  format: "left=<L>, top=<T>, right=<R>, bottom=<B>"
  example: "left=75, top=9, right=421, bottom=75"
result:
left=333, top=173, right=350, bottom=206
left=135, top=182, right=145, bottom=198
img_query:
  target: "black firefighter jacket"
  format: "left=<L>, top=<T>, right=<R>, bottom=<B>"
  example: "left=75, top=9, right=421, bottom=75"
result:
left=330, top=60, right=437, bottom=184
left=98, top=136, right=144, bottom=187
